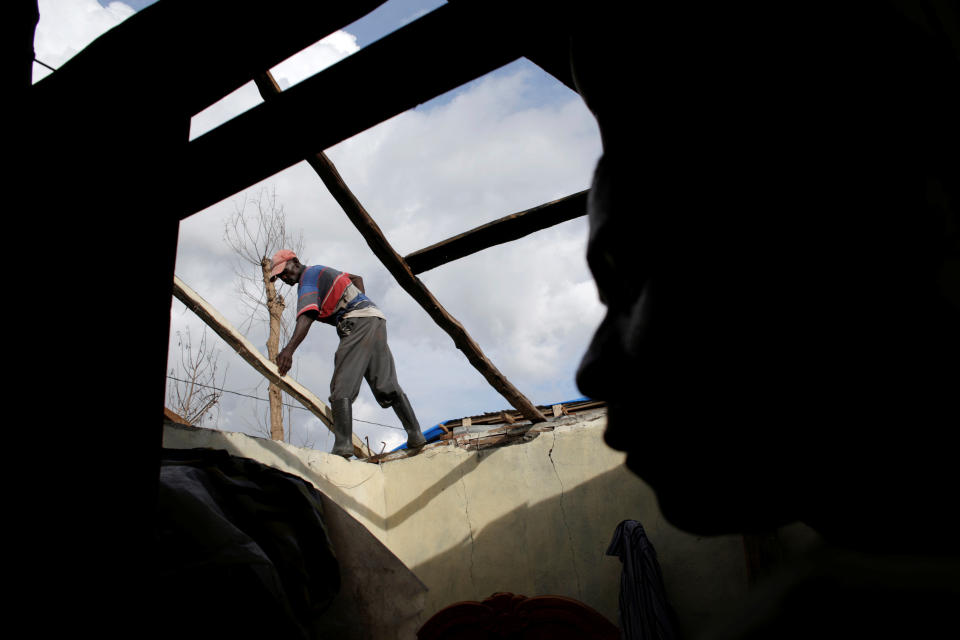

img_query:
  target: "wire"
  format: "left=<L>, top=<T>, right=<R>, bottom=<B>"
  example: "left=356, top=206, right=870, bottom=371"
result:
left=166, top=375, right=404, bottom=430
left=34, top=57, right=57, bottom=72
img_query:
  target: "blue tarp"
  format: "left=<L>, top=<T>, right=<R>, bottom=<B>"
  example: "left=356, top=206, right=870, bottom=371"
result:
left=391, top=423, right=449, bottom=451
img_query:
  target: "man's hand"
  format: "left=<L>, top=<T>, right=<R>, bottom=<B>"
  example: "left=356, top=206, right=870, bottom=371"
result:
left=277, top=347, right=294, bottom=376
left=277, top=312, right=315, bottom=376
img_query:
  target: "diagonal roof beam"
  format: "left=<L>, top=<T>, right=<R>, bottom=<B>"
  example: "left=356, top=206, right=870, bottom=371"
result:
left=404, top=190, right=588, bottom=275
left=184, top=0, right=533, bottom=218
left=33, top=0, right=388, bottom=119
left=253, top=71, right=547, bottom=425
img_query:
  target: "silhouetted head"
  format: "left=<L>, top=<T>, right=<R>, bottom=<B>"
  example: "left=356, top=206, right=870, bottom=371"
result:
left=572, top=4, right=960, bottom=545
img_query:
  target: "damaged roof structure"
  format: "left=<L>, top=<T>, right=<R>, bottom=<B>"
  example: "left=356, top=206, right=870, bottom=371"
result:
left=16, top=1, right=614, bottom=635
left=139, top=0, right=601, bottom=457
left=18, top=0, right=959, bottom=637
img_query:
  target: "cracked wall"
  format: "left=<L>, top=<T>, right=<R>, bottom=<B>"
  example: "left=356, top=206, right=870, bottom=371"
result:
left=164, top=412, right=755, bottom=636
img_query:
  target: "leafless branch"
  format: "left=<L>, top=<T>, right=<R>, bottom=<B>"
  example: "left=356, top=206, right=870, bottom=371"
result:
left=223, top=189, right=303, bottom=443
left=167, top=327, right=228, bottom=426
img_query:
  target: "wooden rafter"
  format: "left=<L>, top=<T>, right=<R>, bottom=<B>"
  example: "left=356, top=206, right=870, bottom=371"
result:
left=184, top=0, right=530, bottom=218
left=253, top=72, right=547, bottom=425
left=404, top=190, right=588, bottom=274
left=33, top=0, right=387, bottom=128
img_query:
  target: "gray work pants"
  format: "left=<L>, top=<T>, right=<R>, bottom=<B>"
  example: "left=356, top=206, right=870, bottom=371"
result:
left=330, top=316, right=403, bottom=407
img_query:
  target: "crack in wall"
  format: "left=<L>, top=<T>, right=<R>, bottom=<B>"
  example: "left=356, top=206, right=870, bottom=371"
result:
left=379, top=463, right=389, bottom=535
left=458, top=454, right=477, bottom=592
left=548, top=429, right=583, bottom=600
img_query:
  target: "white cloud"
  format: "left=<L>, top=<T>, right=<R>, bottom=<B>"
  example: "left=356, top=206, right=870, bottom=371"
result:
left=33, top=0, right=135, bottom=82
left=415, top=217, right=603, bottom=392
left=271, top=31, right=360, bottom=89
left=325, top=63, right=600, bottom=254
left=188, top=82, right=263, bottom=141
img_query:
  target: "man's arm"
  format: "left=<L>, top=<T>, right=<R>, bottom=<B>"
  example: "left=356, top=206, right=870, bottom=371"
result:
left=349, top=274, right=364, bottom=294
left=277, top=311, right=316, bottom=375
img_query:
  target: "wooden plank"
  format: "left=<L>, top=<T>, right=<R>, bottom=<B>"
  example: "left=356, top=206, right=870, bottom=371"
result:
left=404, top=190, right=588, bottom=274
left=564, top=399, right=606, bottom=413
left=184, top=0, right=529, bottom=217
left=172, top=276, right=371, bottom=458
left=253, top=72, right=548, bottom=425
left=163, top=406, right=189, bottom=425
left=34, top=0, right=388, bottom=124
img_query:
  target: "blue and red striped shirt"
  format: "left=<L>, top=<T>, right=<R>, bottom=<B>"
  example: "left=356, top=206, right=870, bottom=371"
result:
left=296, top=264, right=380, bottom=325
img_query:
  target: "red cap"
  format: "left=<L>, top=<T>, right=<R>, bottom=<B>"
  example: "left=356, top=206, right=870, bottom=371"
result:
left=269, top=249, right=298, bottom=282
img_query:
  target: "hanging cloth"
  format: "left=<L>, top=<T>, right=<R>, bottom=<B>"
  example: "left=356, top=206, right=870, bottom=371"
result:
left=606, top=519, right=680, bottom=640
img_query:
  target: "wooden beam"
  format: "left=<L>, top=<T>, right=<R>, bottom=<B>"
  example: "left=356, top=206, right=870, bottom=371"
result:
left=171, top=276, right=371, bottom=458
left=524, top=47, right=579, bottom=94
left=34, top=0, right=388, bottom=120
left=443, top=0, right=578, bottom=92
left=164, top=406, right=190, bottom=425
left=253, top=72, right=547, bottom=425
left=404, top=190, right=588, bottom=274
left=184, top=0, right=530, bottom=217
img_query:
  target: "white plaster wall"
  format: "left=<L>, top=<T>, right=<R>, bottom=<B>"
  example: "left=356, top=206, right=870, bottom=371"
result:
left=163, top=414, right=751, bottom=636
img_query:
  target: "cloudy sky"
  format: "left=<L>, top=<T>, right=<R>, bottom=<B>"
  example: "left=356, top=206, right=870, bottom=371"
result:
left=34, top=0, right=604, bottom=452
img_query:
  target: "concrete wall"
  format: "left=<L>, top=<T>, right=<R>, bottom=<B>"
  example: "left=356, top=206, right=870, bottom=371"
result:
left=163, top=413, right=757, bottom=637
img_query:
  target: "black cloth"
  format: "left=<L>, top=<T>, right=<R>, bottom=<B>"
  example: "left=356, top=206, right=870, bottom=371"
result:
left=156, top=448, right=340, bottom=639
left=606, top=520, right=680, bottom=640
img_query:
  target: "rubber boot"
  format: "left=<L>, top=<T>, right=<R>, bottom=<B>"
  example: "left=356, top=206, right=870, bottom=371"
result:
left=330, top=398, right=354, bottom=458
left=393, top=392, right=426, bottom=449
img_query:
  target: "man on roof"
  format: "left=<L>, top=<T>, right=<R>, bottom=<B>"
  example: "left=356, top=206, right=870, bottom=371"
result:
left=270, top=249, right=427, bottom=458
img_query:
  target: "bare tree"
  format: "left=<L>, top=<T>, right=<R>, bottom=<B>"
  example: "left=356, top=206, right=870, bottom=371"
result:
left=224, top=186, right=303, bottom=442
left=246, top=400, right=316, bottom=449
left=167, top=326, right=227, bottom=426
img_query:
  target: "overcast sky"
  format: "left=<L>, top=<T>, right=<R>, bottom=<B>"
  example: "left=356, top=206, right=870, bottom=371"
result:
left=34, top=0, right=604, bottom=452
